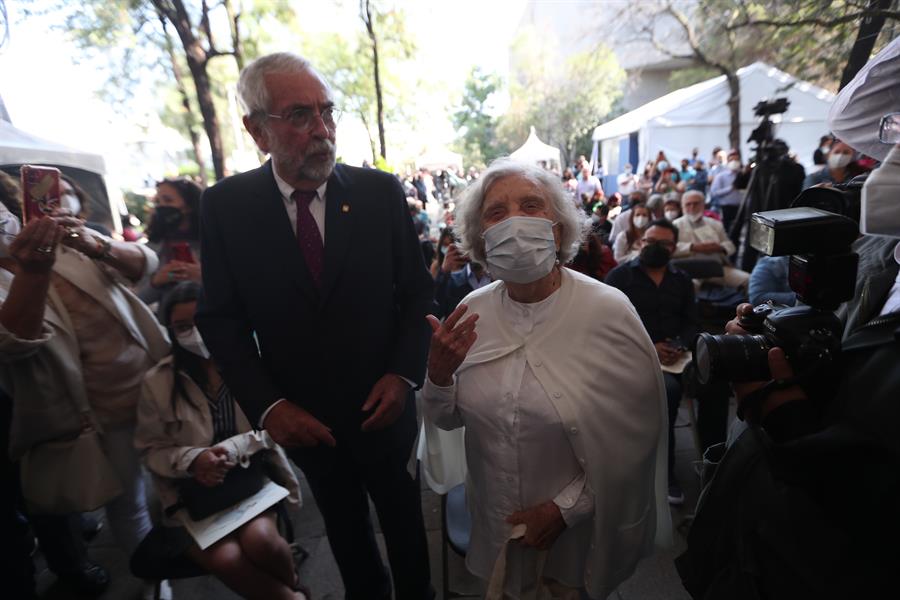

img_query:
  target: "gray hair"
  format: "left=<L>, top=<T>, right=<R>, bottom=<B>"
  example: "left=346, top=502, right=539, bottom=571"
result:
left=454, top=158, right=586, bottom=267
left=646, top=193, right=664, bottom=211
left=681, top=189, right=705, bottom=205
left=237, top=52, right=313, bottom=119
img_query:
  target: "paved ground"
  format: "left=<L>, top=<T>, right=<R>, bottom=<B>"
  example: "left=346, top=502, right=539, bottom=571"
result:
left=34, top=402, right=712, bottom=600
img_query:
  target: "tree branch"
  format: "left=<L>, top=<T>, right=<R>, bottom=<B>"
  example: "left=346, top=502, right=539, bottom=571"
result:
left=726, top=9, right=900, bottom=31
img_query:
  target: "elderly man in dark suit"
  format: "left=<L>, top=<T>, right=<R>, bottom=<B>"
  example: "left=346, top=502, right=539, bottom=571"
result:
left=197, top=52, right=435, bottom=600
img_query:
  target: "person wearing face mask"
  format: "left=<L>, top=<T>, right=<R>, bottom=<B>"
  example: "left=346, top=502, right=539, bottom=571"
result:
left=673, top=190, right=751, bottom=289
left=802, top=139, right=865, bottom=189
left=676, top=37, right=900, bottom=599
left=140, top=177, right=204, bottom=306
left=813, top=134, right=833, bottom=165
left=0, top=188, right=169, bottom=597
left=663, top=198, right=682, bottom=222
left=708, top=150, right=744, bottom=232
left=135, top=282, right=305, bottom=600
left=613, top=204, right=652, bottom=262
left=605, top=220, right=698, bottom=505
left=616, top=163, right=638, bottom=196
left=420, top=159, right=670, bottom=599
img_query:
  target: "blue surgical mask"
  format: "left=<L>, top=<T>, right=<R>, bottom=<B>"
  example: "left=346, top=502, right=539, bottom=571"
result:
left=482, top=216, right=557, bottom=284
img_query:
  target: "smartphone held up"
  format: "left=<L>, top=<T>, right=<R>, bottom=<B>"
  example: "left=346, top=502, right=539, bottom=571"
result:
left=19, top=165, right=61, bottom=224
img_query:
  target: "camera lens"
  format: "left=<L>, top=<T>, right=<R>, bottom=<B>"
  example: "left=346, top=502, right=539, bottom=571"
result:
left=694, top=333, right=772, bottom=384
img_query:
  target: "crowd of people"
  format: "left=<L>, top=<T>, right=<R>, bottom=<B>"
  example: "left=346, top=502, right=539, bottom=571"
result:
left=1, top=42, right=897, bottom=600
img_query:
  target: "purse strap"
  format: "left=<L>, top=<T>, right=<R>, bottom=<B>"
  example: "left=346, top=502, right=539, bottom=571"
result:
left=485, top=524, right=550, bottom=600
left=46, top=282, right=100, bottom=431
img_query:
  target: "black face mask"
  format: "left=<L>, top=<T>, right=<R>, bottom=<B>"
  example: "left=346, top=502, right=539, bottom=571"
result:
left=639, top=242, right=672, bottom=268
left=148, top=206, right=185, bottom=242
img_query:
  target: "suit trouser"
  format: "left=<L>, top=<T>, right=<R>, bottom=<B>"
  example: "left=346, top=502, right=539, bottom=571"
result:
left=291, top=439, right=433, bottom=600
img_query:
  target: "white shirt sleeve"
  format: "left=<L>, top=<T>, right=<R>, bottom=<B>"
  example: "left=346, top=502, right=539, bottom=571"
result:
left=552, top=471, right=594, bottom=526
left=421, top=375, right=464, bottom=431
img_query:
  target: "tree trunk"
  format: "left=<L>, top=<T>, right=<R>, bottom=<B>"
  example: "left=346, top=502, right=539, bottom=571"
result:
left=839, top=0, right=893, bottom=90
left=187, top=57, right=226, bottom=180
left=152, top=0, right=226, bottom=181
left=724, top=70, right=741, bottom=153
left=224, top=0, right=244, bottom=72
left=160, top=15, right=207, bottom=185
left=363, top=0, right=386, bottom=160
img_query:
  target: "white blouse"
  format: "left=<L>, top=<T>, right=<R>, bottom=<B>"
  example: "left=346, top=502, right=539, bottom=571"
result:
left=424, top=287, right=594, bottom=597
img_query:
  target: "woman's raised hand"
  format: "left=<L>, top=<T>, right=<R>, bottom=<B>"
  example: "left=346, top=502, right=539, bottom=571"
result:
left=425, top=304, right=479, bottom=387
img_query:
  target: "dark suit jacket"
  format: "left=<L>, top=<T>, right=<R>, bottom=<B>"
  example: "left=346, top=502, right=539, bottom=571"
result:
left=197, top=162, right=434, bottom=462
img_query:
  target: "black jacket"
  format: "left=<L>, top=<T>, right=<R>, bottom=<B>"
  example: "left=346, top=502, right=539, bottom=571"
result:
left=677, top=236, right=900, bottom=599
left=197, top=162, right=434, bottom=461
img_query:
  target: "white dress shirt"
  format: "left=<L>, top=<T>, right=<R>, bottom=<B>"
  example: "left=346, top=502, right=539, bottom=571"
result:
left=879, top=241, right=900, bottom=317
left=672, top=214, right=736, bottom=263
left=424, top=287, right=593, bottom=598
left=272, top=165, right=328, bottom=241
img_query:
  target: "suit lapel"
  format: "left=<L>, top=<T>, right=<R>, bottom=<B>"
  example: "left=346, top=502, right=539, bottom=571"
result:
left=320, top=164, right=355, bottom=305
left=257, top=161, right=320, bottom=305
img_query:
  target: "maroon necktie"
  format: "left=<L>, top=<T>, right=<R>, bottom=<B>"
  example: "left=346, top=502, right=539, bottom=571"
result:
left=291, top=189, right=324, bottom=288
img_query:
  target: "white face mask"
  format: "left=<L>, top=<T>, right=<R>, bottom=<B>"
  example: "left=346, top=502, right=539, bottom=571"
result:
left=60, top=192, right=81, bottom=216
left=632, top=215, right=649, bottom=229
left=657, top=161, right=669, bottom=171
left=665, top=210, right=680, bottom=221
left=861, top=145, right=900, bottom=237
left=483, top=216, right=557, bottom=284
left=727, top=160, right=741, bottom=171
left=828, top=152, right=852, bottom=169
left=176, top=327, right=211, bottom=359
left=0, top=205, right=22, bottom=259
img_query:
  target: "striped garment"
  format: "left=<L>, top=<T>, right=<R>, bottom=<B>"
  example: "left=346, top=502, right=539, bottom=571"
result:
left=209, top=384, right=238, bottom=443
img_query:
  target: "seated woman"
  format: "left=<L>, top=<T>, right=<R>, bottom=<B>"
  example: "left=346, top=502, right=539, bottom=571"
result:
left=421, top=159, right=670, bottom=599
left=613, top=204, right=651, bottom=262
left=135, top=282, right=306, bottom=600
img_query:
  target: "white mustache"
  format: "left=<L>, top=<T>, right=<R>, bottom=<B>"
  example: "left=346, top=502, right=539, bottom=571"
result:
left=307, top=140, right=335, bottom=155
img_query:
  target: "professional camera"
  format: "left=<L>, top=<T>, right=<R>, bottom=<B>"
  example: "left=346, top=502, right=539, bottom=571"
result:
left=694, top=207, right=859, bottom=390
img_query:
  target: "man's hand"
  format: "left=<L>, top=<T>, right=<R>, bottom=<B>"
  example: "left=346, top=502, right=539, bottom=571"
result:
left=725, top=303, right=754, bottom=335
left=733, top=347, right=807, bottom=423
left=506, top=501, right=566, bottom=550
left=440, top=243, right=467, bottom=273
left=263, top=401, right=336, bottom=448
left=189, top=446, right=236, bottom=487
left=426, top=304, right=479, bottom=386
left=691, top=241, right=722, bottom=254
left=654, top=341, right=682, bottom=366
left=361, top=373, right=410, bottom=432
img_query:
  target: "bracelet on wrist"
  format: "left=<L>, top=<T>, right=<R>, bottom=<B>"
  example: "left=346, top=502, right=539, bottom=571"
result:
left=93, top=237, right=113, bottom=260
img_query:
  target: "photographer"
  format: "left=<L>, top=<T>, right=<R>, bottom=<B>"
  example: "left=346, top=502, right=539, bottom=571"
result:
left=677, top=36, right=900, bottom=599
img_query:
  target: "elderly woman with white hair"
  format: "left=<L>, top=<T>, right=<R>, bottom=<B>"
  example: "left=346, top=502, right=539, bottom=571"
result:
left=422, top=159, right=671, bottom=599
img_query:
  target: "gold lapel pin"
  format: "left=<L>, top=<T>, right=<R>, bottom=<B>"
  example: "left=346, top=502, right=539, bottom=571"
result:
left=341, top=203, right=350, bottom=213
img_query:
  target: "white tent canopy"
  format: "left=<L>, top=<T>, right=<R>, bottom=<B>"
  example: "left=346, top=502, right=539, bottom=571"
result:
left=0, top=120, right=107, bottom=174
left=510, top=126, right=562, bottom=169
left=416, top=148, right=463, bottom=171
left=591, top=62, right=835, bottom=174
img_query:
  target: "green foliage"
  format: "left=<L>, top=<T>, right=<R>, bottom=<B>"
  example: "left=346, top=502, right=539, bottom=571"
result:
left=451, top=67, right=506, bottom=168
left=499, top=26, right=625, bottom=167
left=303, top=6, right=419, bottom=163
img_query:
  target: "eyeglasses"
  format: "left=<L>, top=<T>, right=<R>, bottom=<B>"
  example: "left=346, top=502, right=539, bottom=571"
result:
left=879, top=112, right=900, bottom=144
left=641, top=238, right=676, bottom=249
left=266, top=106, right=342, bottom=132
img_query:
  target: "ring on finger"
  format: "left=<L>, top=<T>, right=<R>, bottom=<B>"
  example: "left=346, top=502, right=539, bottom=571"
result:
left=37, top=245, right=54, bottom=254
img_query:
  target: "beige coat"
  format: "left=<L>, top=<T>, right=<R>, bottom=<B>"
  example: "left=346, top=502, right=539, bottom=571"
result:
left=0, top=244, right=169, bottom=459
left=135, top=355, right=301, bottom=526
